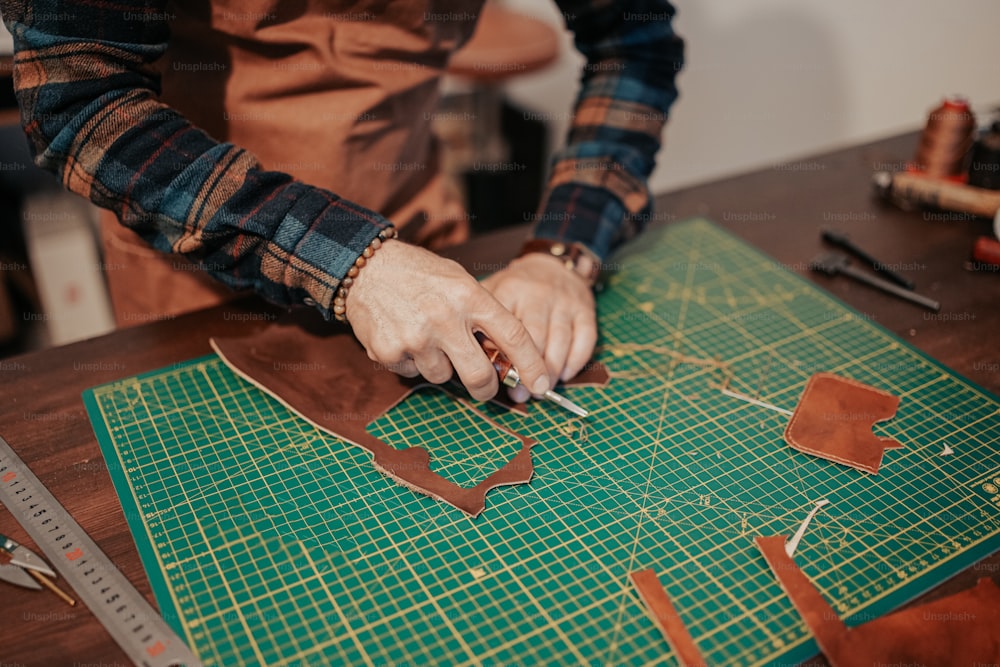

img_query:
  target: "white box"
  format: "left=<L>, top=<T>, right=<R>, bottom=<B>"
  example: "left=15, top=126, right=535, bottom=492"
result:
left=22, top=193, right=114, bottom=346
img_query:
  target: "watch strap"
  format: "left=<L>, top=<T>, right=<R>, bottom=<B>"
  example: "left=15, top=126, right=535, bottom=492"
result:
left=519, top=238, right=601, bottom=287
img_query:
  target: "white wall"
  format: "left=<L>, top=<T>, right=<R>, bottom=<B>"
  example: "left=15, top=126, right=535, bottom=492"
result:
left=502, top=0, right=1000, bottom=193
left=0, top=15, right=12, bottom=54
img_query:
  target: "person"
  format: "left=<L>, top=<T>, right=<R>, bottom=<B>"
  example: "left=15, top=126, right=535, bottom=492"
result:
left=0, top=0, right=683, bottom=404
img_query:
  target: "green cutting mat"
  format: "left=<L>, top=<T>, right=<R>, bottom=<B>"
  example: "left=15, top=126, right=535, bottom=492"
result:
left=84, top=218, right=1000, bottom=666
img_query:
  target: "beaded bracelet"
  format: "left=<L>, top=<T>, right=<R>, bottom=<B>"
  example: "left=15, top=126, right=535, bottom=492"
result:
left=333, top=227, right=398, bottom=322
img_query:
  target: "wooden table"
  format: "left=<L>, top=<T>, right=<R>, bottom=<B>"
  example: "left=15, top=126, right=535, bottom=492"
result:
left=1, top=131, right=997, bottom=665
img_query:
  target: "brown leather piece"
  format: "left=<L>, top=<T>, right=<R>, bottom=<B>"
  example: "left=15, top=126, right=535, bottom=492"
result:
left=755, top=535, right=1000, bottom=667
left=210, top=313, right=607, bottom=517
left=784, top=373, right=902, bottom=474
left=630, top=569, right=707, bottom=667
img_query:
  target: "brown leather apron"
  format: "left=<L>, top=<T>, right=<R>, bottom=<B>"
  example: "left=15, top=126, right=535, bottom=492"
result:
left=102, top=0, right=484, bottom=325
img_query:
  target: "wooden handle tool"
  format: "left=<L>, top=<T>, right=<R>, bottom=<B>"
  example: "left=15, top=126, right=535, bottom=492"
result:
left=475, top=332, right=589, bottom=417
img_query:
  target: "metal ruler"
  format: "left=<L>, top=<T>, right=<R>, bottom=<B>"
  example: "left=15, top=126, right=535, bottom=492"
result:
left=0, top=434, right=202, bottom=667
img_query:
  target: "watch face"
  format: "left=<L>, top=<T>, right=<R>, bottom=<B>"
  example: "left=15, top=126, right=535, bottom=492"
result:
left=519, top=240, right=600, bottom=286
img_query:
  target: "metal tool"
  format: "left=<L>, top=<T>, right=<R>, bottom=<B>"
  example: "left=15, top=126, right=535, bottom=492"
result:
left=476, top=332, right=589, bottom=417
left=1, top=533, right=56, bottom=590
left=810, top=252, right=940, bottom=311
left=0, top=434, right=203, bottom=667
left=0, top=532, right=76, bottom=605
left=821, top=229, right=915, bottom=290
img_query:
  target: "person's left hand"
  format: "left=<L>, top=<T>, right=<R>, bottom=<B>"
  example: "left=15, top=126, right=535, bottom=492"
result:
left=481, top=253, right=597, bottom=403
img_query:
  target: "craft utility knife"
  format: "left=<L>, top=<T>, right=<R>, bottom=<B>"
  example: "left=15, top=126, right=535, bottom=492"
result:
left=475, top=332, right=589, bottom=417
left=0, top=533, right=57, bottom=590
left=810, top=252, right=941, bottom=311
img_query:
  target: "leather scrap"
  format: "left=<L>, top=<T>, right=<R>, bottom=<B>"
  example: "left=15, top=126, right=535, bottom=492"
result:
left=630, top=569, right=707, bottom=667
left=755, top=535, right=1000, bottom=667
left=210, top=313, right=607, bottom=517
left=784, top=373, right=902, bottom=474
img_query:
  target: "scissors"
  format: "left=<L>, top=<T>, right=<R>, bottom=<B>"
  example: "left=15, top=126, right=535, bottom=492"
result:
left=1, top=533, right=74, bottom=604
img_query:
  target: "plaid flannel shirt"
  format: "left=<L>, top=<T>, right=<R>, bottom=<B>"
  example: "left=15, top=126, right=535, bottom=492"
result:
left=1, top=0, right=682, bottom=318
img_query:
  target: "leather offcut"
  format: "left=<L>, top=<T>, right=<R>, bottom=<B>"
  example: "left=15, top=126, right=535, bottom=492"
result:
left=784, top=373, right=902, bottom=474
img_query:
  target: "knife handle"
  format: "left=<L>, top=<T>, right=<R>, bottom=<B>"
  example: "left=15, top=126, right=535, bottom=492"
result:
left=474, top=332, right=518, bottom=388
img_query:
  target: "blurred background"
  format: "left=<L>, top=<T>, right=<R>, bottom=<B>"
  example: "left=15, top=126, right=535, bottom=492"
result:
left=1, top=0, right=998, bottom=356
left=504, top=0, right=1000, bottom=193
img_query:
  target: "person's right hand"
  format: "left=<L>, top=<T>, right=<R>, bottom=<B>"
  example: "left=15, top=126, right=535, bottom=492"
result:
left=344, top=238, right=552, bottom=402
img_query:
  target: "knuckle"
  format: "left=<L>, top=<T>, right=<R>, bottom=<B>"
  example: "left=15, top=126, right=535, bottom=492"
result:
left=469, top=379, right=499, bottom=402
left=366, top=340, right=395, bottom=363
left=464, top=365, right=496, bottom=392
left=423, top=370, right=451, bottom=385
left=501, top=321, right=533, bottom=349
left=453, top=278, right=483, bottom=304
left=400, top=330, right=431, bottom=352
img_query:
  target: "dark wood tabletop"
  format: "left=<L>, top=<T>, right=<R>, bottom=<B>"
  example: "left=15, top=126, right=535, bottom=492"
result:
left=0, top=131, right=997, bottom=666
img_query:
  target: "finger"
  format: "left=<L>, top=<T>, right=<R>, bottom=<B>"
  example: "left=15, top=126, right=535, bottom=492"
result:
left=443, top=331, right=500, bottom=401
left=478, top=304, right=550, bottom=396
left=562, top=310, right=599, bottom=382
left=479, top=273, right=499, bottom=292
left=508, top=384, right=530, bottom=404
left=519, top=310, right=550, bottom=363
left=387, top=357, right=420, bottom=378
left=413, top=349, right=455, bottom=385
left=543, top=314, right=573, bottom=386
left=364, top=342, right=418, bottom=377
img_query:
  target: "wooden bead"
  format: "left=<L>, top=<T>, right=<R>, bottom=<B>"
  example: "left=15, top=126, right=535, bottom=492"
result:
left=333, top=228, right=396, bottom=324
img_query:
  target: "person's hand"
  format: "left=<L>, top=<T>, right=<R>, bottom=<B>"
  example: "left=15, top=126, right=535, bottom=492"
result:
left=481, top=253, right=597, bottom=403
left=345, top=239, right=552, bottom=401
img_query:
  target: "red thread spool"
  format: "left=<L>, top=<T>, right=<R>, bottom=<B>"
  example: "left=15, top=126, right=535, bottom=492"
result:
left=912, top=97, right=976, bottom=180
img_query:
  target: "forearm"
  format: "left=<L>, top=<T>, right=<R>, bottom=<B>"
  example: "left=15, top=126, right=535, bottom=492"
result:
left=1, top=0, right=390, bottom=318
left=535, top=0, right=684, bottom=261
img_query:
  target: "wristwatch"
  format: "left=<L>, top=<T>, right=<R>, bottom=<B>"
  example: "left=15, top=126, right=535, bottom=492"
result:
left=519, top=238, right=601, bottom=287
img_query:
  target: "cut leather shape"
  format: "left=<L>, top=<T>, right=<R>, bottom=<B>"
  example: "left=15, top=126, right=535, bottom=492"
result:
left=629, top=569, right=707, bottom=667
left=210, top=314, right=605, bottom=517
left=784, top=373, right=902, bottom=474
left=755, top=535, right=1000, bottom=666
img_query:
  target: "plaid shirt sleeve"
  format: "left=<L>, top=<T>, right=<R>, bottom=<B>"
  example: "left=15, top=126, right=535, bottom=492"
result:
left=0, top=0, right=391, bottom=319
left=535, top=0, right=684, bottom=261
